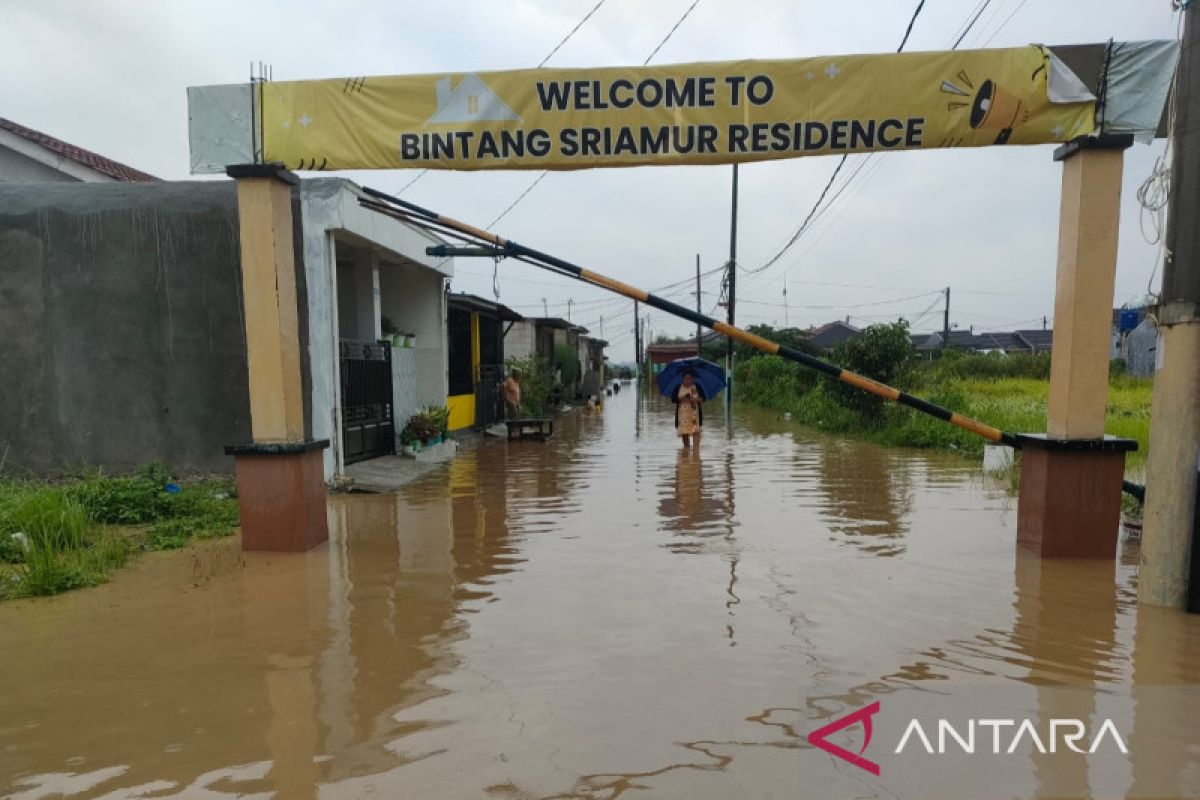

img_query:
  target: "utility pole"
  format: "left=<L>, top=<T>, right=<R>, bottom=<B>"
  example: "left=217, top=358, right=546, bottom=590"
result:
left=567, top=298, right=573, bottom=321
left=695, top=254, right=702, bottom=351
left=633, top=300, right=641, bottom=377
left=541, top=297, right=548, bottom=316
left=1142, top=3, right=1200, bottom=611
left=726, top=164, right=739, bottom=417
left=942, top=286, right=951, bottom=352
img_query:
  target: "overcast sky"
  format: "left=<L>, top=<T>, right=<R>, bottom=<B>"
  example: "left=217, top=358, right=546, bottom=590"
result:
left=0, top=0, right=1181, bottom=360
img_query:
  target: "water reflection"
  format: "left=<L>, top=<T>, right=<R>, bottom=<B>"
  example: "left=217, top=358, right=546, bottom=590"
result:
left=3, top=392, right=1200, bottom=799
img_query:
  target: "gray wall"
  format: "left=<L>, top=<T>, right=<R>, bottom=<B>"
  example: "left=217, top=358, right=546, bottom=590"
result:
left=0, top=181, right=261, bottom=474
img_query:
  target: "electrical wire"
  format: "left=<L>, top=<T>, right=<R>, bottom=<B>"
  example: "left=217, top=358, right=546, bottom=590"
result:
left=392, top=0, right=609, bottom=197
left=486, top=0, right=706, bottom=228
left=743, top=0, right=929, bottom=276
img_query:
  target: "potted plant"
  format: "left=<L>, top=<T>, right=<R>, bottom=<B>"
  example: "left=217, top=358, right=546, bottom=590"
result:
left=1121, top=493, right=1143, bottom=542
left=422, top=404, right=450, bottom=444
left=381, top=316, right=401, bottom=347
left=400, top=412, right=439, bottom=454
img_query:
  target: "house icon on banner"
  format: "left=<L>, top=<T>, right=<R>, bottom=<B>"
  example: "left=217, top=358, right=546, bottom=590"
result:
left=425, top=74, right=521, bottom=125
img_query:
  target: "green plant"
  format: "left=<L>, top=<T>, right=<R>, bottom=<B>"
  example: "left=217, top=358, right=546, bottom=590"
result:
left=422, top=405, right=450, bottom=435
left=400, top=412, right=440, bottom=444
left=506, top=356, right=555, bottom=417
left=553, top=342, right=581, bottom=387
left=828, top=321, right=916, bottom=418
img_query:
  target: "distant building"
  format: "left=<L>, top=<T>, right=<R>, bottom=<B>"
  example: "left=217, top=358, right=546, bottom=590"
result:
left=446, top=293, right=522, bottom=431
left=0, top=117, right=157, bottom=183
left=807, top=320, right=861, bottom=353
left=647, top=341, right=699, bottom=372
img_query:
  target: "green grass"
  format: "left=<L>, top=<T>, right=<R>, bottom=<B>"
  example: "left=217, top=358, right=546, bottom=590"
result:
left=736, top=355, right=1152, bottom=473
left=0, top=465, right=239, bottom=601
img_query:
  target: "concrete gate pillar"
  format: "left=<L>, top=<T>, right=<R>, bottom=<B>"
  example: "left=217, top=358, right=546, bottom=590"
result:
left=224, top=164, right=329, bottom=551
left=1016, top=135, right=1136, bottom=558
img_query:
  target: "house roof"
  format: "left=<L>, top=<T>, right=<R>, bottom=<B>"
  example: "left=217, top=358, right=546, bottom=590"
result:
left=808, top=320, right=861, bottom=351
left=447, top=292, right=523, bottom=321
left=0, top=117, right=158, bottom=182
left=526, top=316, right=588, bottom=333
left=1014, top=329, right=1053, bottom=350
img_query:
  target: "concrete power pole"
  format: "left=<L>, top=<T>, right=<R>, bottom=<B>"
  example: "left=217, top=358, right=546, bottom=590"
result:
left=726, top=165, right=739, bottom=417
left=633, top=300, right=641, bottom=376
left=942, top=286, right=951, bottom=352
left=695, top=254, right=702, bottom=351
left=1142, top=6, right=1200, bottom=611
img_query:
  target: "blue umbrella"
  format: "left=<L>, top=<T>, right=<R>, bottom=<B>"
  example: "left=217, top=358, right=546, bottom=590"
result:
left=656, top=357, right=726, bottom=400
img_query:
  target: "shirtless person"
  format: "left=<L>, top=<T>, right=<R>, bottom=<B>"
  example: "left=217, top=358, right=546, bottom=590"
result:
left=502, top=370, right=522, bottom=419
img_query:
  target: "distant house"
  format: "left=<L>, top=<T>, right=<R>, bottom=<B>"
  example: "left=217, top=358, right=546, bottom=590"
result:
left=580, top=337, right=608, bottom=398
left=914, top=328, right=1048, bottom=358
left=807, top=320, right=861, bottom=353
left=0, top=117, right=157, bottom=183
left=446, top=293, right=523, bottom=431
left=647, top=341, right=699, bottom=371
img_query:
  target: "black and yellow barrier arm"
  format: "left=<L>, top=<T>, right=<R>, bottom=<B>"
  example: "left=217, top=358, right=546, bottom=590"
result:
left=359, top=186, right=1018, bottom=448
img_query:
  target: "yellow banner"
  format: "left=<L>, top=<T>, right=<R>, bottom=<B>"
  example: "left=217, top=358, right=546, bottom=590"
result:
left=262, top=46, right=1094, bottom=172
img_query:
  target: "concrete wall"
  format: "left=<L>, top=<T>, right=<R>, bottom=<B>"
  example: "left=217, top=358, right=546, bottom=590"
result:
left=0, top=181, right=264, bottom=474
left=505, top=321, right=536, bottom=360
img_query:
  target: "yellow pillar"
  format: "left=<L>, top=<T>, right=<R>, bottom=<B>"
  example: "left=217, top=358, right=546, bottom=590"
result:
left=1045, top=139, right=1128, bottom=439
left=225, top=164, right=328, bottom=552
left=232, top=169, right=306, bottom=443
left=1015, top=136, right=1135, bottom=560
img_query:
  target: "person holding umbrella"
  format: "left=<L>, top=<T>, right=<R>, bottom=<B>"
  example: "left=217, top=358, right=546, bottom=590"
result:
left=657, top=357, right=726, bottom=449
left=673, top=370, right=705, bottom=448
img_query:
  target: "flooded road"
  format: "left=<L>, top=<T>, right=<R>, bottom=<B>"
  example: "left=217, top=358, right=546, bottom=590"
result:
left=3, top=389, right=1200, bottom=799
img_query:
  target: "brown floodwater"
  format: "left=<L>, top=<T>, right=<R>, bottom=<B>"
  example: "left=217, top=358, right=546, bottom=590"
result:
left=3, top=389, right=1200, bottom=799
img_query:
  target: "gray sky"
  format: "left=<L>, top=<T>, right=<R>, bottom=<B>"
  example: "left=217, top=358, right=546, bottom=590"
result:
left=0, top=0, right=1180, bottom=360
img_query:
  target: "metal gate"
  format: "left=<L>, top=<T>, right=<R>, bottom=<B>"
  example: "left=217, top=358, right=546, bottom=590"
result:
left=340, top=340, right=394, bottom=463
left=476, top=363, right=503, bottom=426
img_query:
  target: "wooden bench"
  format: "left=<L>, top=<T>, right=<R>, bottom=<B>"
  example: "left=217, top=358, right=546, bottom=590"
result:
left=505, top=418, right=553, bottom=441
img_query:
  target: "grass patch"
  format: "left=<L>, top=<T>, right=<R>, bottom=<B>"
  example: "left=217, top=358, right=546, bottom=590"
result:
left=736, top=355, right=1152, bottom=472
left=0, top=465, right=238, bottom=601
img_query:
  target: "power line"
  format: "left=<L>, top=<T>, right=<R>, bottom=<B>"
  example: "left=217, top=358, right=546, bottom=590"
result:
left=743, top=0, right=928, bottom=276
left=643, top=0, right=703, bottom=65
left=743, top=0, right=999, bottom=283
left=953, top=0, right=995, bottom=48
left=487, top=0, right=705, bottom=228
left=539, top=0, right=608, bottom=67
left=391, top=0, right=610, bottom=197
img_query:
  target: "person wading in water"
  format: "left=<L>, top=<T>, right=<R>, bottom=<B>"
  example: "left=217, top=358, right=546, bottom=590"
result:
left=672, top=370, right=705, bottom=448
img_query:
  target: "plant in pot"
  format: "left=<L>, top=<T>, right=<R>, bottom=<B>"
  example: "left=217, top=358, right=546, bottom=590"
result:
left=381, top=316, right=401, bottom=347
left=400, top=412, right=439, bottom=454
left=421, top=405, right=450, bottom=443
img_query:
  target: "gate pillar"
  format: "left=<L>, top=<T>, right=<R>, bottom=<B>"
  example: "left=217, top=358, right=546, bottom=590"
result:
left=1016, top=135, right=1135, bottom=559
left=224, top=164, right=329, bottom=552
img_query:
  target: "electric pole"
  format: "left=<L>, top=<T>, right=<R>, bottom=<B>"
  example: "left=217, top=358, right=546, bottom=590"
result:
left=633, top=300, right=641, bottom=376
left=942, top=286, right=951, bottom=352
left=567, top=298, right=573, bottom=321
left=726, top=164, right=739, bottom=416
left=695, top=254, right=702, bottom=351
left=1142, top=3, right=1200, bottom=611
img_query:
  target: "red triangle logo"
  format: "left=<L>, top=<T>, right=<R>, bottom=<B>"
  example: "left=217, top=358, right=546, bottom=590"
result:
left=806, top=700, right=881, bottom=776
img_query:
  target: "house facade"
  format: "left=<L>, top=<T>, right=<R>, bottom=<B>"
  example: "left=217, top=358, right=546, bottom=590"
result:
left=446, top=294, right=522, bottom=431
